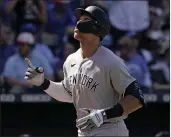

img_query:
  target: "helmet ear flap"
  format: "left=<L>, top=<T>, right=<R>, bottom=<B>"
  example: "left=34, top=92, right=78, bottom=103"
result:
left=94, top=22, right=105, bottom=38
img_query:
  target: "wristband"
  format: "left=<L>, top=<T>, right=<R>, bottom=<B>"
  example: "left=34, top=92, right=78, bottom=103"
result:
left=39, top=78, right=50, bottom=90
left=102, top=110, right=107, bottom=120
left=105, top=103, right=124, bottom=119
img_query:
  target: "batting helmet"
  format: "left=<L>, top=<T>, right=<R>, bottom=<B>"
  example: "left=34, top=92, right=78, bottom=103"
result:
left=75, top=6, right=110, bottom=40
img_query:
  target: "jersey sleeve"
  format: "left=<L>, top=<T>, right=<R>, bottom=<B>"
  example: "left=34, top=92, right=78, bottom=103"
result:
left=61, top=61, right=72, bottom=96
left=110, top=59, right=135, bottom=95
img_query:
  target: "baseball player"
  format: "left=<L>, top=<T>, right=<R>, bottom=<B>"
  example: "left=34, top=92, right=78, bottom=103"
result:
left=25, top=6, right=146, bottom=136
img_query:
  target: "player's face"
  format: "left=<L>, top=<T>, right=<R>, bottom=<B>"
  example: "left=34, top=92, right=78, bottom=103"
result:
left=74, top=15, right=97, bottom=41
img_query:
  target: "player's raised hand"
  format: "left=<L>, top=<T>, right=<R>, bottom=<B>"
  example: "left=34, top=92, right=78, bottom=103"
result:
left=24, top=58, right=44, bottom=86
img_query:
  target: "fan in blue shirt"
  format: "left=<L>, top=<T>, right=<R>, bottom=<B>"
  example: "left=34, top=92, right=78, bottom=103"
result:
left=118, top=36, right=152, bottom=92
left=3, top=32, right=54, bottom=91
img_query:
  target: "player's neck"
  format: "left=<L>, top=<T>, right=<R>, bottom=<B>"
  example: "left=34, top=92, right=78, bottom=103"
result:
left=80, top=40, right=100, bottom=59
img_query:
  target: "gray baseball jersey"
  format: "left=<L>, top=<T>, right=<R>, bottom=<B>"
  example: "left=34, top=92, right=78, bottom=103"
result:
left=62, top=46, right=135, bottom=135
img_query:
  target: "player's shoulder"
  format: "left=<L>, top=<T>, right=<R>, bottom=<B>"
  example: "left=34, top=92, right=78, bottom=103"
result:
left=97, top=46, right=126, bottom=68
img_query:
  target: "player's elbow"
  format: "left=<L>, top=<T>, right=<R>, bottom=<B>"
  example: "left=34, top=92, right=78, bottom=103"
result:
left=136, top=98, right=143, bottom=109
left=125, top=80, right=147, bottom=108
left=133, top=96, right=144, bottom=108
left=120, top=95, right=143, bottom=116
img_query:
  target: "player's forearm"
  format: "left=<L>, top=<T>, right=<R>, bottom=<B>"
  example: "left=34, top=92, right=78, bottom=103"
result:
left=104, top=81, right=145, bottom=119
left=119, top=95, right=142, bottom=116
left=104, top=96, right=142, bottom=119
left=39, top=79, right=72, bottom=103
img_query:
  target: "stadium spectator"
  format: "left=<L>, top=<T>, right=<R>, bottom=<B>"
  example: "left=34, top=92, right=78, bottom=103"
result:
left=55, top=42, right=77, bottom=81
left=0, top=1, right=9, bottom=24
left=100, top=33, right=113, bottom=50
left=149, top=0, right=169, bottom=18
left=104, top=0, right=150, bottom=46
left=150, top=44, right=170, bottom=91
left=44, top=0, right=76, bottom=59
left=118, top=36, right=152, bottom=93
left=3, top=32, right=54, bottom=93
left=20, top=23, right=59, bottom=69
left=0, top=23, right=16, bottom=74
left=5, top=0, right=47, bottom=37
left=147, top=6, right=165, bottom=41
left=69, top=0, right=82, bottom=10
left=139, top=5, right=169, bottom=63
left=162, top=0, right=170, bottom=18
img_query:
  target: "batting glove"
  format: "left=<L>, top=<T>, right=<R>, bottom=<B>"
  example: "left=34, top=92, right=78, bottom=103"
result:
left=24, top=58, right=44, bottom=86
left=76, top=108, right=107, bottom=131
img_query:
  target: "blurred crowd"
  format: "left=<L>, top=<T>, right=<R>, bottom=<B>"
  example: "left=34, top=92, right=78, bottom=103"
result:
left=0, top=0, right=170, bottom=94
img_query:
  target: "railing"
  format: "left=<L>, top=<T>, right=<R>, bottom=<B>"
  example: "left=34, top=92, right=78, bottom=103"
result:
left=0, top=92, right=169, bottom=103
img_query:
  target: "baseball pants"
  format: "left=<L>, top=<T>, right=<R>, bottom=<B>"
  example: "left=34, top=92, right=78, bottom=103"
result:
left=78, top=121, right=129, bottom=136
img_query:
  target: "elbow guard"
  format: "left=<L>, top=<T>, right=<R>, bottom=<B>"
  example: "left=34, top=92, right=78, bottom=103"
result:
left=124, top=80, right=147, bottom=107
